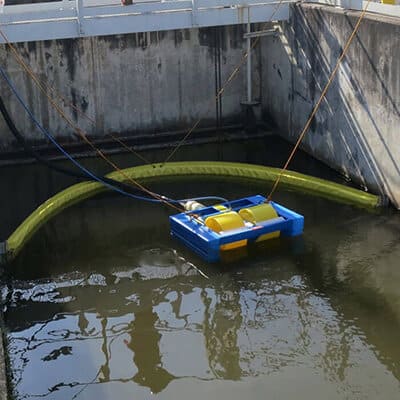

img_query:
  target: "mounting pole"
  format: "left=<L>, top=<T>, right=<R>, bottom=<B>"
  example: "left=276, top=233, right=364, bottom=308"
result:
left=76, top=0, right=84, bottom=36
left=191, top=0, right=198, bottom=26
left=241, top=6, right=259, bottom=133
left=246, top=8, right=252, bottom=103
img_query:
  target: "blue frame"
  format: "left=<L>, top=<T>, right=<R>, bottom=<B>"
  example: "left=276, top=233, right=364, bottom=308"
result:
left=169, top=195, right=304, bottom=262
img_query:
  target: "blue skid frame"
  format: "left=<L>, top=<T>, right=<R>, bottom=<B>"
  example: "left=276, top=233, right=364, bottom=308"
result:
left=169, top=195, right=304, bottom=262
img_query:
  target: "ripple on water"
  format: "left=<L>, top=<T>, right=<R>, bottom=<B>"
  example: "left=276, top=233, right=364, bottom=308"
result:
left=2, top=244, right=400, bottom=400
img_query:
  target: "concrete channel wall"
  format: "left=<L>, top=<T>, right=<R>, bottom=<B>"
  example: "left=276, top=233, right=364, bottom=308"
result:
left=0, top=25, right=257, bottom=152
left=0, top=327, right=6, bottom=400
left=0, top=3, right=399, bottom=207
left=261, top=3, right=400, bottom=207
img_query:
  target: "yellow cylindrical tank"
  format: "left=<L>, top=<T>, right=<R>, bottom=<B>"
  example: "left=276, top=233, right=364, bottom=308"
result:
left=239, top=203, right=280, bottom=242
left=205, top=211, right=247, bottom=251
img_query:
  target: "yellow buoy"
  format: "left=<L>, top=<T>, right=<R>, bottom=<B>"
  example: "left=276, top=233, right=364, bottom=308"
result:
left=205, top=211, right=247, bottom=251
left=239, top=203, right=280, bottom=242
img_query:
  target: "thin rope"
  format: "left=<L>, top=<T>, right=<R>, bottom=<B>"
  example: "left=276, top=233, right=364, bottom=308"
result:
left=0, top=28, right=182, bottom=212
left=162, top=0, right=286, bottom=164
left=2, top=65, right=231, bottom=227
left=1, top=42, right=153, bottom=165
left=43, top=81, right=153, bottom=164
left=107, top=132, right=152, bottom=165
left=0, top=66, right=166, bottom=203
left=1, top=1, right=284, bottom=169
left=267, top=0, right=372, bottom=201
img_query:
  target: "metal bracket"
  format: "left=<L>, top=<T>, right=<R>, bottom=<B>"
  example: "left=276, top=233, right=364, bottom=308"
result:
left=243, top=28, right=279, bottom=39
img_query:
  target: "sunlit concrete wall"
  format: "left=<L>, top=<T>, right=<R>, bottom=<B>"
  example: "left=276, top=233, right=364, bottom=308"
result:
left=0, top=26, right=257, bottom=152
left=261, top=3, right=400, bottom=207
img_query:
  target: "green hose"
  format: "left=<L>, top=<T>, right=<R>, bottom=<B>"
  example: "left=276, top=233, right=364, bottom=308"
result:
left=3, top=161, right=380, bottom=263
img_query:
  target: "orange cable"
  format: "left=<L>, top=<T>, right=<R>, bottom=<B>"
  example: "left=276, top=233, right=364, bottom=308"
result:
left=4, top=43, right=152, bottom=165
left=162, top=0, right=286, bottom=164
left=107, top=132, right=152, bottom=165
left=267, top=0, right=372, bottom=201
left=0, top=29, right=182, bottom=212
left=43, top=82, right=153, bottom=164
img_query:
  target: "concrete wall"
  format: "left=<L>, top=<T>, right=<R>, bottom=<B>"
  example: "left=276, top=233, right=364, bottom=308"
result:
left=261, top=4, right=400, bottom=207
left=2, top=4, right=399, bottom=207
left=0, top=323, right=6, bottom=400
left=0, top=26, right=259, bottom=151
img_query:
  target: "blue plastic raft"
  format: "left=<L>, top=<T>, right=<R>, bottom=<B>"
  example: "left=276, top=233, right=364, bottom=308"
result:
left=170, top=195, right=304, bottom=262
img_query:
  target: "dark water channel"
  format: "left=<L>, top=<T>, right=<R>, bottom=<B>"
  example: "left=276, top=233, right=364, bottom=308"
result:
left=1, top=137, right=399, bottom=399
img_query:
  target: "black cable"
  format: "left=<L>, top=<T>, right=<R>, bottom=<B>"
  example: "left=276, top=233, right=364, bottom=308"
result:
left=0, top=94, right=152, bottom=197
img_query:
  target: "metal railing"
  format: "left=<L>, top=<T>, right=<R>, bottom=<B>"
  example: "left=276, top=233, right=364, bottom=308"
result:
left=0, top=0, right=398, bottom=43
left=0, top=0, right=293, bottom=43
left=304, top=0, right=400, bottom=14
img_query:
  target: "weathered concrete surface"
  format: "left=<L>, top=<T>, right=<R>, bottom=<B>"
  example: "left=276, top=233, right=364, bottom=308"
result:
left=0, top=326, right=7, bottom=400
left=261, top=4, right=400, bottom=207
left=0, top=26, right=259, bottom=152
left=1, top=4, right=399, bottom=207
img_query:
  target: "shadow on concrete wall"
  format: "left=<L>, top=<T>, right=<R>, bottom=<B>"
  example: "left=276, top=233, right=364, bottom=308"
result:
left=262, top=4, right=400, bottom=206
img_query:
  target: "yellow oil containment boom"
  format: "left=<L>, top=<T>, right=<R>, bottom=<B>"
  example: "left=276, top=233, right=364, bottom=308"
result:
left=0, top=161, right=381, bottom=264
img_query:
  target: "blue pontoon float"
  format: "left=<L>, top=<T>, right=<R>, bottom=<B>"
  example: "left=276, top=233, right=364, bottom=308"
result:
left=170, top=195, right=304, bottom=262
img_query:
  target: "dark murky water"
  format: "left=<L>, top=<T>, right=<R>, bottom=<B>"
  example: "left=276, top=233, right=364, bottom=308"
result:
left=1, top=137, right=400, bottom=399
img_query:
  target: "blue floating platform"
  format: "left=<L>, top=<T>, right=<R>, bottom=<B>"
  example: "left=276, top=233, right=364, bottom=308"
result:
left=170, top=195, right=304, bottom=262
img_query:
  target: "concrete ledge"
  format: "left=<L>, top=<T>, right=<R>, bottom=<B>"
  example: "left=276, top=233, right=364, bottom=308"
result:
left=304, top=0, right=400, bottom=19
left=0, top=126, right=276, bottom=166
left=302, top=2, right=400, bottom=25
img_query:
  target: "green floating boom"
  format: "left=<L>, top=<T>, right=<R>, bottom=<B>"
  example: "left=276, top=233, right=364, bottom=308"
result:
left=2, top=161, right=380, bottom=264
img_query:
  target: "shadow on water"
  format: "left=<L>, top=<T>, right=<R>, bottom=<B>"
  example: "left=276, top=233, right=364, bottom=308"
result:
left=1, top=137, right=400, bottom=399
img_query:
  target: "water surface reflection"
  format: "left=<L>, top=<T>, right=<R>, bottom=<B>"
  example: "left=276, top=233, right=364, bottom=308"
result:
left=1, top=138, right=400, bottom=399
left=3, top=239, right=400, bottom=399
